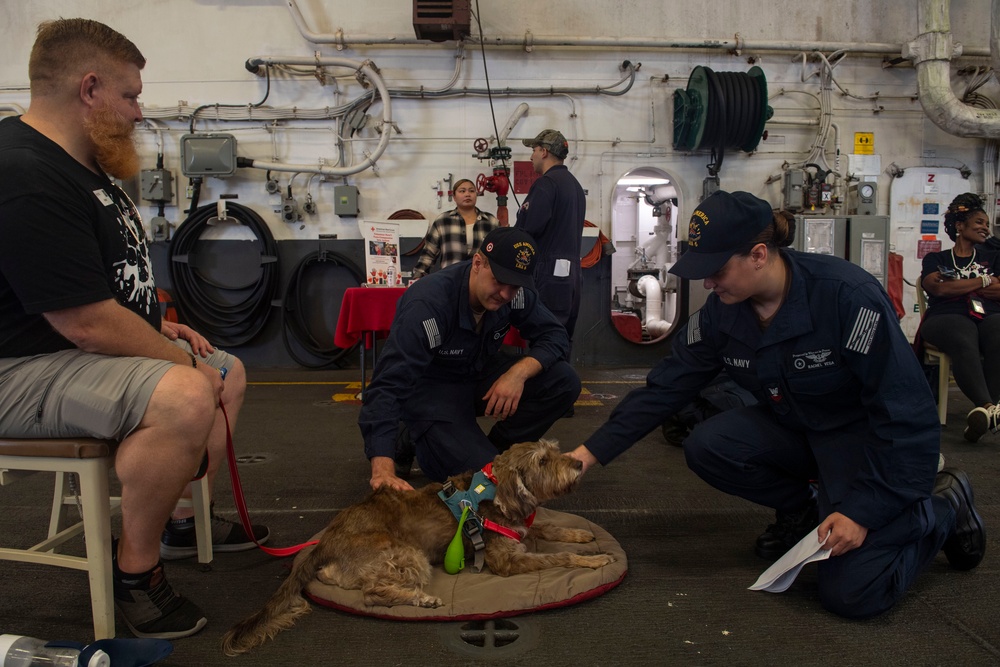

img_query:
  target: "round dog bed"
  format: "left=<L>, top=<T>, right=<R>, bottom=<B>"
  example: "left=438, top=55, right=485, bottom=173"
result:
left=302, top=507, right=628, bottom=621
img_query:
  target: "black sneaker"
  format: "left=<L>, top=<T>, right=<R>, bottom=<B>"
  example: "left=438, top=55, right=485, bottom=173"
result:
left=113, top=543, right=207, bottom=639
left=755, top=500, right=819, bottom=561
left=934, top=467, right=986, bottom=571
left=964, top=405, right=1000, bottom=443
left=160, top=512, right=270, bottom=561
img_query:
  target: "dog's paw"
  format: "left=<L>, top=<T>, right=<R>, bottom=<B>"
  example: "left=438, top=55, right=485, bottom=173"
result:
left=560, top=528, right=597, bottom=544
left=414, top=594, right=443, bottom=608
left=578, top=553, right=616, bottom=569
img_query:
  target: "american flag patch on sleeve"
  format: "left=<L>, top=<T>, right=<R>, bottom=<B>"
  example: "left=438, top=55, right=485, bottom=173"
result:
left=422, top=318, right=442, bottom=348
left=846, top=307, right=879, bottom=354
left=687, top=311, right=702, bottom=345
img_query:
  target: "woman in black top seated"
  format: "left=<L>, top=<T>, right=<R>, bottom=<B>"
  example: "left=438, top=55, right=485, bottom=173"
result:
left=920, top=192, right=1000, bottom=442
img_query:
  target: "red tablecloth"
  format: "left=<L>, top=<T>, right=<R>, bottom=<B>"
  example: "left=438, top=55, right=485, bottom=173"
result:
left=334, top=287, right=406, bottom=350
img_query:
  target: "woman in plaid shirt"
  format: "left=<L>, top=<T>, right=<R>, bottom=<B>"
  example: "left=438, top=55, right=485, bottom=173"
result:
left=412, top=178, right=499, bottom=279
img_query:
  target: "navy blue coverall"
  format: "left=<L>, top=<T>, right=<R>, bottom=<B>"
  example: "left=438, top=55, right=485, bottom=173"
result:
left=359, top=261, right=580, bottom=482
left=515, top=164, right=586, bottom=339
left=585, top=250, right=954, bottom=618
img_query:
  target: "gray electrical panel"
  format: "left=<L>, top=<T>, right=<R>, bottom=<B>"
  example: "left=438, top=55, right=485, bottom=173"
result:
left=848, top=215, right=889, bottom=286
left=792, top=216, right=847, bottom=258
left=793, top=214, right=889, bottom=286
left=334, top=185, right=360, bottom=216
left=179, top=134, right=237, bottom=177
left=140, top=168, right=173, bottom=202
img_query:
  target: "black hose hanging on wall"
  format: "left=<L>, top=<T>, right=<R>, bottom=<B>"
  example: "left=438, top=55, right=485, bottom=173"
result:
left=281, top=250, right=365, bottom=369
left=673, top=65, right=772, bottom=177
left=168, top=202, right=278, bottom=347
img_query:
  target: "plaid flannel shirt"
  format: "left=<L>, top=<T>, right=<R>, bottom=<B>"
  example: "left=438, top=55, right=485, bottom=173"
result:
left=411, top=208, right=499, bottom=279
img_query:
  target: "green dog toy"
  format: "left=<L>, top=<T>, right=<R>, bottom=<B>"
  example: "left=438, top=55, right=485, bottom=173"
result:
left=444, top=502, right=470, bottom=574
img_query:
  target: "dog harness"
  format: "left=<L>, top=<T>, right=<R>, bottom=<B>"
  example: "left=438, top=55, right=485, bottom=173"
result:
left=438, top=462, right=535, bottom=572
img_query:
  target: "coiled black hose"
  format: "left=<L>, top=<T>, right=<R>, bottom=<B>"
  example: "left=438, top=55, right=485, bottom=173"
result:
left=700, top=68, right=763, bottom=176
left=281, top=250, right=364, bottom=368
left=168, top=202, right=278, bottom=346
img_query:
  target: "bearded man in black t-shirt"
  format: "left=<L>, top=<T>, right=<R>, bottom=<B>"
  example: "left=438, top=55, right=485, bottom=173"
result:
left=0, top=18, right=267, bottom=640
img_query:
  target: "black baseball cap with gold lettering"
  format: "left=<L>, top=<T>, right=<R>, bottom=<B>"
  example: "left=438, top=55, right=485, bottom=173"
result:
left=480, top=227, right=537, bottom=290
left=669, top=191, right=774, bottom=280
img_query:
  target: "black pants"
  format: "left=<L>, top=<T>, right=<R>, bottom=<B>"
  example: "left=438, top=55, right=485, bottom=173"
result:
left=920, top=312, right=1000, bottom=406
left=683, top=405, right=952, bottom=619
left=407, top=354, right=580, bottom=481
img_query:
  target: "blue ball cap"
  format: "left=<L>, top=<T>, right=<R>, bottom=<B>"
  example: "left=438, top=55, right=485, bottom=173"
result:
left=669, top=191, right=774, bottom=280
left=481, top=226, right=537, bottom=290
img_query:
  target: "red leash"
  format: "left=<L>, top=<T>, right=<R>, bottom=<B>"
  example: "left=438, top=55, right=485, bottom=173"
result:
left=220, top=402, right=318, bottom=557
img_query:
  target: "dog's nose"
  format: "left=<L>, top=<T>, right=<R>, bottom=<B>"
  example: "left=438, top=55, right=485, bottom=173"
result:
left=571, top=458, right=583, bottom=471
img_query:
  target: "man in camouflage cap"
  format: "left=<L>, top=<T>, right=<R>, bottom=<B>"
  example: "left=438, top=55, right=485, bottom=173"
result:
left=517, top=129, right=586, bottom=347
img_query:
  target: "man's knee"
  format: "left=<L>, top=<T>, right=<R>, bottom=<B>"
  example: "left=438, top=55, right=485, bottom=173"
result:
left=149, top=368, right=217, bottom=434
left=548, top=361, right=581, bottom=401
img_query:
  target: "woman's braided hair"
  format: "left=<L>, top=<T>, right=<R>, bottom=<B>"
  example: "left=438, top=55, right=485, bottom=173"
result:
left=943, top=192, right=986, bottom=241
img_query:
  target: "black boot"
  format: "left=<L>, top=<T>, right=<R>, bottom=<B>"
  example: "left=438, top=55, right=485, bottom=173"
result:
left=755, top=500, right=819, bottom=561
left=934, top=467, right=986, bottom=570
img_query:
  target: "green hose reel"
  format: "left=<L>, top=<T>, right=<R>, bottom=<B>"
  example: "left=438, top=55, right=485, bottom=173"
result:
left=673, top=65, right=772, bottom=153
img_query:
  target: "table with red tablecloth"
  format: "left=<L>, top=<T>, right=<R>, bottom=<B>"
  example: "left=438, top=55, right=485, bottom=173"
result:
left=334, top=287, right=406, bottom=399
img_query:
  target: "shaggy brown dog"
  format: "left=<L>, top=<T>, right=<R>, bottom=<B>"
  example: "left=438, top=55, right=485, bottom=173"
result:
left=222, top=439, right=613, bottom=655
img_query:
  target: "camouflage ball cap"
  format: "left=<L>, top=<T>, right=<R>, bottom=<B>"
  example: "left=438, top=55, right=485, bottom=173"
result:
left=668, top=191, right=774, bottom=280
left=481, top=226, right=537, bottom=290
left=522, top=129, right=569, bottom=159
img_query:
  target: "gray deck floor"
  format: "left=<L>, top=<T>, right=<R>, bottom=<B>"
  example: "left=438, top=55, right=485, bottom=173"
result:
left=1, top=367, right=998, bottom=666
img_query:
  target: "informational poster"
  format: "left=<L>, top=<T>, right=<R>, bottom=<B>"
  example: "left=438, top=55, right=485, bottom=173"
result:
left=360, top=221, right=402, bottom=286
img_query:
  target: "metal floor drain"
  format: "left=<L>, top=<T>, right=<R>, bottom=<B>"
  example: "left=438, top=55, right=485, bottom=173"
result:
left=234, top=453, right=270, bottom=465
left=440, top=618, right=539, bottom=659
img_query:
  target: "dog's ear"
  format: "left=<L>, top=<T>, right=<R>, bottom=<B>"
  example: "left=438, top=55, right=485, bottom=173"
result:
left=492, top=453, right=537, bottom=520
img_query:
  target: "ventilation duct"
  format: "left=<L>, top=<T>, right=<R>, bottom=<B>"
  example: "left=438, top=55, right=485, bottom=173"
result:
left=413, top=0, right=471, bottom=42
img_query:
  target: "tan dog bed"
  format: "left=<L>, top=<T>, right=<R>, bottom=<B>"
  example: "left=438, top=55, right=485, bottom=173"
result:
left=302, top=507, right=628, bottom=620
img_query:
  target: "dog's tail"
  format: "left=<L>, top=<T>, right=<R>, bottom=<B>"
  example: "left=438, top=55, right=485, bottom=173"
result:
left=221, top=546, right=326, bottom=656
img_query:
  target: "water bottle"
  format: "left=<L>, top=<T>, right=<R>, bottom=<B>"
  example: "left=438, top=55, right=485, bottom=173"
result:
left=0, top=634, right=109, bottom=667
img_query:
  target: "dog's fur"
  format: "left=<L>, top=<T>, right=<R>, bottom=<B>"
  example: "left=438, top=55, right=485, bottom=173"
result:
left=222, top=439, right=614, bottom=656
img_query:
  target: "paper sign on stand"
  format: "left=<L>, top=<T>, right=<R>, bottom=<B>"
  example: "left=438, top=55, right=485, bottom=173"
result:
left=360, top=221, right=402, bottom=287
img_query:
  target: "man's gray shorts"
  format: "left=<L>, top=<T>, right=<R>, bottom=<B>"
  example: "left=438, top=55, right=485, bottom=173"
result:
left=0, top=340, right=236, bottom=441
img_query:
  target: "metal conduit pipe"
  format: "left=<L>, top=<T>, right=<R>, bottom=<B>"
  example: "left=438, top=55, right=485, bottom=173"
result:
left=284, top=0, right=991, bottom=58
left=244, top=56, right=392, bottom=176
left=904, top=0, right=1000, bottom=137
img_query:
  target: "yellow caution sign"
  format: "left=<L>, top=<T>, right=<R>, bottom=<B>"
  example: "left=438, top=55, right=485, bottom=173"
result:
left=854, top=132, right=874, bottom=155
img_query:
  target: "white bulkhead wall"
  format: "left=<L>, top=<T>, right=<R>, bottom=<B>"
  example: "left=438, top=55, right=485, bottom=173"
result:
left=0, top=0, right=996, bottom=261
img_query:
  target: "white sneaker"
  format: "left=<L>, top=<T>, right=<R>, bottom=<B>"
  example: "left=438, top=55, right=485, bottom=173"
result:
left=964, top=405, right=1000, bottom=443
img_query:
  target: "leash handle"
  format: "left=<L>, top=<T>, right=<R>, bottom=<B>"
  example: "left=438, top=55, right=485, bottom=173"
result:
left=220, top=401, right=318, bottom=557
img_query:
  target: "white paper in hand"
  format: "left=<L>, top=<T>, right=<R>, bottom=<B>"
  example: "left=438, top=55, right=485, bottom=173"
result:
left=748, top=526, right=830, bottom=593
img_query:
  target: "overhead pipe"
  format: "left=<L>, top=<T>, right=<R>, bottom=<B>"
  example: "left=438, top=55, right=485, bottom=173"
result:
left=904, top=0, right=1000, bottom=137
left=284, top=0, right=991, bottom=58
left=243, top=56, right=392, bottom=176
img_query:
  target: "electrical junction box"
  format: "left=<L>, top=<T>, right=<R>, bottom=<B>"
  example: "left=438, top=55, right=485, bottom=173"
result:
left=179, top=134, right=237, bottom=177
left=335, top=185, right=360, bottom=216
left=782, top=170, right=806, bottom=212
left=848, top=181, right=878, bottom=215
left=140, top=168, right=173, bottom=203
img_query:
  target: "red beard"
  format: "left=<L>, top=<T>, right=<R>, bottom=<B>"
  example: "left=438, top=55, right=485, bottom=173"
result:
left=84, top=102, right=140, bottom=179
